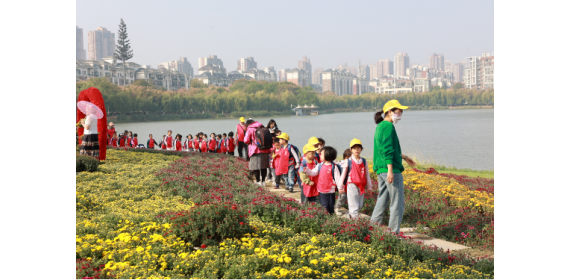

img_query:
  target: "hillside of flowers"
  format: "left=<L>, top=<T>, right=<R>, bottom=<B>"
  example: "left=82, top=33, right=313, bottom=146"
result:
left=76, top=148, right=493, bottom=279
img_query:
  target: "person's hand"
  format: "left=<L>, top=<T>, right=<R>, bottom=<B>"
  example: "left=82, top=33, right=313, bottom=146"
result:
left=339, top=188, right=345, bottom=194
left=405, top=157, right=415, bottom=167
left=387, top=170, right=394, bottom=183
left=309, top=181, right=314, bottom=186
left=295, top=164, right=300, bottom=169
left=340, top=159, right=348, bottom=168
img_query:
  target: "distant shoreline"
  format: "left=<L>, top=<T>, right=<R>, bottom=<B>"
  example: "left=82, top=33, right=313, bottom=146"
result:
left=109, top=105, right=494, bottom=124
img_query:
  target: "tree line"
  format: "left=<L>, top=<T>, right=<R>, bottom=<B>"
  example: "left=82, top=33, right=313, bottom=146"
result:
left=76, top=78, right=494, bottom=115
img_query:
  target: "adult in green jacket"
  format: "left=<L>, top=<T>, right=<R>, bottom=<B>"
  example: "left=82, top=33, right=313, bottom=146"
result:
left=370, top=100, right=416, bottom=234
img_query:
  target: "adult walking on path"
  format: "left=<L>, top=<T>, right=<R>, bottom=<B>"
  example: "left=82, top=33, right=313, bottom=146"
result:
left=244, top=119, right=271, bottom=186
left=107, top=122, right=115, bottom=139
left=370, top=100, right=416, bottom=234
left=235, top=117, right=249, bottom=161
left=78, top=101, right=104, bottom=161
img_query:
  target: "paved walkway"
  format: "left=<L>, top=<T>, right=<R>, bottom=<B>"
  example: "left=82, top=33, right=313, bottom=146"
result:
left=258, top=178, right=470, bottom=252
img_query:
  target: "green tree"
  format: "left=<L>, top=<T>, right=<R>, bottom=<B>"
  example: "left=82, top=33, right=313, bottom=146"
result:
left=114, top=18, right=134, bottom=86
left=452, top=82, right=464, bottom=90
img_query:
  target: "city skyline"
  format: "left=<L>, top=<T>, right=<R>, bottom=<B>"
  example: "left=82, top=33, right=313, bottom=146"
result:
left=76, top=0, right=493, bottom=72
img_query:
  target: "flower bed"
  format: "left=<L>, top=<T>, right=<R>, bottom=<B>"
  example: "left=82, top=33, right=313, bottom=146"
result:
left=361, top=165, right=494, bottom=251
left=77, top=149, right=493, bottom=278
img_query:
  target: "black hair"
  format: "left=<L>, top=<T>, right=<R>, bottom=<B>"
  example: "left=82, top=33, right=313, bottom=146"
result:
left=317, top=138, right=325, bottom=146
left=273, top=137, right=280, bottom=143
left=188, top=134, right=193, bottom=139
left=267, top=119, right=278, bottom=129
left=163, top=135, right=166, bottom=137
left=124, top=130, right=128, bottom=133
left=222, top=133, right=227, bottom=136
left=168, top=130, right=172, bottom=133
left=133, top=133, right=138, bottom=137
left=149, top=134, right=153, bottom=137
left=274, top=129, right=281, bottom=135
left=228, top=131, right=234, bottom=137
left=374, top=108, right=400, bottom=124
left=351, top=144, right=363, bottom=151
left=217, top=134, right=222, bottom=138
left=176, top=134, right=182, bottom=140
left=211, top=132, right=216, bottom=136
left=322, top=146, right=337, bottom=162
left=343, top=149, right=352, bottom=159
left=245, top=119, right=255, bottom=129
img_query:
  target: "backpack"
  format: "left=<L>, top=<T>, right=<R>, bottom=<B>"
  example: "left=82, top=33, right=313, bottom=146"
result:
left=288, top=144, right=301, bottom=164
left=254, top=126, right=273, bottom=150
left=343, top=158, right=367, bottom=186
left=317, top=162, right=342, bottom=181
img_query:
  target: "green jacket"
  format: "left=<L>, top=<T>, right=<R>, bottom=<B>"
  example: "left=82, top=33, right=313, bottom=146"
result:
left=373, top=121, right=404, bottom=174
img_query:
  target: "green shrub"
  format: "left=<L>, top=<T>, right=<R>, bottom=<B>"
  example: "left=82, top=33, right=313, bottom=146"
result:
left=76, top=155, right=99, bottom=172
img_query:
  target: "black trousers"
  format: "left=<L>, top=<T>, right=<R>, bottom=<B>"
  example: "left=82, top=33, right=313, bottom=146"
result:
left=238, top=141, right=249, bottom=160
left=319, top=193, right=336, bottom=214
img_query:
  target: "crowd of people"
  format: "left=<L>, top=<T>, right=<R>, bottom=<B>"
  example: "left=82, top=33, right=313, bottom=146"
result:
left=87, top=100, right=415, bottom=234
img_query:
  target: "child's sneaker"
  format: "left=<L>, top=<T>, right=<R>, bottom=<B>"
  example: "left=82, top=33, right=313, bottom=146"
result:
left=334, top=209, right=343, bottom=216
left=261, top=182, right=266, bottom=187
left=273, top=185, right=279, bottom=189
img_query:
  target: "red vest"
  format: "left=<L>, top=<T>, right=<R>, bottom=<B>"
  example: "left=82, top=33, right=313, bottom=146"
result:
left=302, top=159, right=320, bottom=198
left=208, top=139, right=216, bottom=151
left=166, top=136, right=173, bottom=148
left=175, top=139, right=182, bottom=151
left=148, top=139, right=155, bottom=148
left=220, top=139, right=228, bottom=153
left=193, top=139, right=200, bottom=151
left=275, top=147, right=289, bottom=176
left=316, top=164, right=335, bottom=193
left=350, top=160, right=367, bottom=195
left=201, top=140, right=208, bottom=152
left=236, top=124, right=246, bottom=142
left=119, top=137, right=126, bottom=147
left=228, top=137, right=235, bottom=152
left=132, top=138, right=138, bottom=147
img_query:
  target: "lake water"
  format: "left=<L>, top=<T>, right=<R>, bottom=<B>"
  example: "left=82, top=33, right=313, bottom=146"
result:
left=114, top=109, right=494, bottom=170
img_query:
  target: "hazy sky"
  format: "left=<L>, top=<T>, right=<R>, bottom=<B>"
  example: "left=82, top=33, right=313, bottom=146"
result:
left=76, top=0, right=493, bottom=72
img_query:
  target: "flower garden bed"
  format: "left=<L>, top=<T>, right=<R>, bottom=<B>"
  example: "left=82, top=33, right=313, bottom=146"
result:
left=77, top=148, right=493, bottom=279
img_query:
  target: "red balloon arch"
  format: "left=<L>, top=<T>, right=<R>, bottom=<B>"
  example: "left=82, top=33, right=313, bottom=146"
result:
left=77, top=87, right=108, bottom=160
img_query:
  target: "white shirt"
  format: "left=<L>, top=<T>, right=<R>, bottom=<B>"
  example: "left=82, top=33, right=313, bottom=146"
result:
left=304, top=162, right=343, bottom=194
left=84, top=114, right=98, bottom=135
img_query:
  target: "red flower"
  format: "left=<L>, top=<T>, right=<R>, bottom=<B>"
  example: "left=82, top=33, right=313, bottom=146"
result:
left=239, top=222, right=244, bottom=225
left=201, top=244, right=207, bottom=249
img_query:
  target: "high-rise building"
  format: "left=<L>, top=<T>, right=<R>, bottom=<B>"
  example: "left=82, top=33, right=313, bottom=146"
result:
left=429, top=53, right=445, bottom=71
left=313, top=68, right=324, bottom=85
left=463, top=53, right=494, bottom=90
left=298, top=56, right=312, bottom=85
left=88, top=27, right=115, bottom=61
left=358, top=64, right=370, bottom=80
left=395, top=53, right=410, bottom=77
left=369, top=64, right=378, bottom=80
left=377, top=59, right=393, bottom=77
left=237, top=57, right=257, bottom=72
left=321, top=69, right=354, bottom=96
left=452, top=63, right=464, bottom=83
left=286, top=68, right=309, bottom=87
left=278, top=69, right=290, bottom=82
left=76, top=26, right=86, bottom=60
left=198, top=55, right=225, bottom=70
left=158, top=57, right=194, bottom=78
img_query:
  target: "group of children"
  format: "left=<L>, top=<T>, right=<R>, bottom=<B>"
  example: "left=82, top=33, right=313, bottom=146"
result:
left=109, top=129, right=237, bottom=154
left=265, top=133, right=373, bottom=218
left=107, top=130, right=142, bottom=148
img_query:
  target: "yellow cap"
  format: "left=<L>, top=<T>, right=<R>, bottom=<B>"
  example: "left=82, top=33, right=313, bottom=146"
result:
left=308, top=137, right=319, bottom=145
left=303, top=143, right=318, bottom=154
left=239, top=117, right=245, bottom=122
left=350, top=138, right=363, bottom=149
left=383, top=100, right=409, bottom=113
left=277, top=132, right=290, bottom=141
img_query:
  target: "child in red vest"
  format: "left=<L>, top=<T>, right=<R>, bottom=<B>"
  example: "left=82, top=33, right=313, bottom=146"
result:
left=132, top=133, right=139, bottom=147
left=165, top=130, right=174, bottom=150
left=299, top=144, right=320, bottom=204
left=193, top=133, right=201, bottom=152
left=109, top=132, right=118, bottom=147
left=201, top=134, right=208, bottom=153
left=126, top=131, right=133, bottom=148
left=118, top=133, right=126, bottom=147
left=337, top=139, right=373, bottom=219
left=216, top=134, right=223, bottom=154
left=208, top=133, right=217, bottom=153
left=334, top=149, right=352, bottom=215
left=272, top=138, right=283, bottom=189
left=160, top=135, right=166, bottom=150
left=174, top=134, right=182, bottom=151
left=221, top=133, right=229, bottom=154
left=302, top=146, right=343, bottom=215
left=147, top=134, right=158, bottom=149
left=227, top=132, right=236, bottom=156
left=275, top=133, right=300, bottom=193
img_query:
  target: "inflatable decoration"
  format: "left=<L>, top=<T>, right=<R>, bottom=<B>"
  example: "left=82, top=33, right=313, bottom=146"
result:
left=76, top=87, right=108, bottom=160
